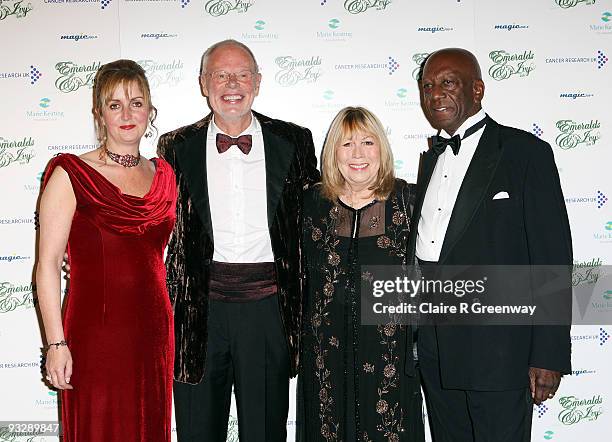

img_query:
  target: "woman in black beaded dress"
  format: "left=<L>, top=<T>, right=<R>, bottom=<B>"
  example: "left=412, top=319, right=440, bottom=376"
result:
left=299, top=107, right=424, bottom=442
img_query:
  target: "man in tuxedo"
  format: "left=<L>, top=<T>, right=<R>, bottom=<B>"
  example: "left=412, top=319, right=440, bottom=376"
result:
left=157, top=40, right=319, bottom=441
left=410, top=48, right=572, bottom=441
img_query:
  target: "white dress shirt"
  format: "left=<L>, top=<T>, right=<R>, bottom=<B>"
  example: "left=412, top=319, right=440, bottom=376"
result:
left=206, top=113, right=274, bottom=263
left=416, top=109, right=487, bottom=261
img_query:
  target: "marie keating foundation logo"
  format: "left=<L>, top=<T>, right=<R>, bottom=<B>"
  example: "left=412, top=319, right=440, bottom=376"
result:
left=242, top=19, right=279, bottom=42
left=204, top=0, right=254, bottom=17
left=488, top=50, right=535, bottom=81
left=0, top=137, right=35, bottom=168
left=55, top=61, right=100, bottom=93
left=27, top=97, right=64, bottom=121
left=555, top=0, right=595, bottom=9
left=344, top=0, right=391, bottom=14
left=591, top=12, right=612, bottom=34
left=317, top=18, right=353, bottom=41
left=558, top=395, right=603, bottom=425
left=274, top=56, right=322, bottom=87
left=0, top=281, right=35, bottom=313
left=555, top=119, right=601, bottom=149
left=0, top=0, right=32, bottom=20
left=412, top=52, right=429, bottom=80
left=138, top=59, right=184, bottom=88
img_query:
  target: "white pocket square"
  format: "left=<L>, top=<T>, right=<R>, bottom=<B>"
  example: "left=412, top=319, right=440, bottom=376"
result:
left=492, top=191, right=510, bottom=200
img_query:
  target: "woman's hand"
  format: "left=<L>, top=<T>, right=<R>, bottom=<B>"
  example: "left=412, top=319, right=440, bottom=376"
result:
left=45, top=345, right=73, bottom=390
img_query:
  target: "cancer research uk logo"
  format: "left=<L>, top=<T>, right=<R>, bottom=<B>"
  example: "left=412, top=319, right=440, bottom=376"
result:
left=138, top=59, right=184, bottom=88
left=343, top=0, right=392, bottom=14
left=566, top=191, right=608, bottom=209
left=555, top=119, right=601, bottom=149
left=0, top=281, right=35, bottom=314
left=554, top=0, right=595, bottom=9
left=0, top=0, right=32, bottom=20
left=55, top=61, right=101, bottom=93
left=275, top=56, right=322, bottom=87
left=335, top=56, right=400, bottom=76
left=558, top=395, right=603, bottom=425
left=545, top=51, right=608, bottom=70
left=0, top=137, right=35, bottom=168
left=488, top=50, right=535, bottom=81
left=204, top=0, right=254, bottom=17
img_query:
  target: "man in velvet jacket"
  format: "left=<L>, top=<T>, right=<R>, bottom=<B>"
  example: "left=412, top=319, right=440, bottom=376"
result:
left=409, top=48, right=572, bottom=441
left=157, top=40, right=319, bottom=441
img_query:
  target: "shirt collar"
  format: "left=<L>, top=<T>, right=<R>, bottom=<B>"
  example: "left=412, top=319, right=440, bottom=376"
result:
left=209, top=112, right=260, bottom=139
left=441, top=108, right=487, bottom=139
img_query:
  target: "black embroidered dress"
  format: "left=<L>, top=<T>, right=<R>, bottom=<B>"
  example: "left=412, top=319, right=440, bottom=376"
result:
left=299, top=180, right=424, bottom=442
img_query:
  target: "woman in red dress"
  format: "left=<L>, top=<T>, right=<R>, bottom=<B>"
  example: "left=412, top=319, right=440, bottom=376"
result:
left=36, top=60, right=176, bottom=441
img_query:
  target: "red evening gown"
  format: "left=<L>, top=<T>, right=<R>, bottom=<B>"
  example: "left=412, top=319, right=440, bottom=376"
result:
left=43, top=153, right=176, bottom=442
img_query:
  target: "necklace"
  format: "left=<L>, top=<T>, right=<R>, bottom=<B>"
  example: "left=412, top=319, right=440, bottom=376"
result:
left=104, top=148, right=140, bottom=168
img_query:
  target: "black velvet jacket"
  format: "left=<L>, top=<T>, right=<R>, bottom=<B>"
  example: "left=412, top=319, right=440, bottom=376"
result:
left=158, top=111, right=320, bottom=384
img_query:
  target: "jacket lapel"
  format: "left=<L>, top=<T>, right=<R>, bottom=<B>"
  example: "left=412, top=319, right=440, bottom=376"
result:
left=258, top=114, right=295, bottom=229
left=438, top=116, right=503, bottom=263
left=175, top=114, right=214, bottom=239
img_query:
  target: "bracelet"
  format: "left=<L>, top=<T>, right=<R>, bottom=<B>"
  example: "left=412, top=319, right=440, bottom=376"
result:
left=47, top=340, right=68, bottom=350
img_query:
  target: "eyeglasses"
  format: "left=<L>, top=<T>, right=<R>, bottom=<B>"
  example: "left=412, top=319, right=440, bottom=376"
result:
left=206, top=70, right=256, bottom=84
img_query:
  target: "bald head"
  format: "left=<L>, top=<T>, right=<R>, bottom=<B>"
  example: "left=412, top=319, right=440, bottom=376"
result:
left=420, top=47, right=485, bottom=135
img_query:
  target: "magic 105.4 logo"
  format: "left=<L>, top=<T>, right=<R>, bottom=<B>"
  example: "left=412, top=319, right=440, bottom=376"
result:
left=555, top=119, right=601, bottom=149
left=555, top=0, right=595, bottom=9
left=204, top=0, right=254, bottom=17
left=0, top=0, right=32, bottom=20
left=488, top=50, right=535, bottom=81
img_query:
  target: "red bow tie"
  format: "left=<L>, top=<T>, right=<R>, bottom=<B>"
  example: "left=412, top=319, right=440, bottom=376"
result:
left=216, top=133, right=252, bottom=155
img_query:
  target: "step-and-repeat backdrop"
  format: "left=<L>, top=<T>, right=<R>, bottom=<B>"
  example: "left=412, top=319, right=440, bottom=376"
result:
left=1, top=0, right=610, bottom=440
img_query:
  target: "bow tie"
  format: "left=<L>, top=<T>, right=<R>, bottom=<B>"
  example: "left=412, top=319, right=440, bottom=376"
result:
left=431, top=134, right=461, bottom=156
left=216, top=133, right=252, bottom=155
left=430, top=117, right=488, bottom=156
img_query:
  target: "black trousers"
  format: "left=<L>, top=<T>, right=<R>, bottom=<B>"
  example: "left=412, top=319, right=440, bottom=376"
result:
left=174, top=295, right=290, bottom=442
left=418, top=326, right=533, bottom=442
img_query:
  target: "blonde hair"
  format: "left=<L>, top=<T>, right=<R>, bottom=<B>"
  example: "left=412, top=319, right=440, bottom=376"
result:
left=92, top=59, right=157, bottom=148
left=321, top=106, right=395, bottom=201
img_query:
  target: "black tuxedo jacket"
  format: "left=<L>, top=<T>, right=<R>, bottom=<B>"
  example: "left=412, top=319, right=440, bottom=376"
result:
left=408, top=116, right=572, bottom=391
left=158, top=111, right=320, bottom=384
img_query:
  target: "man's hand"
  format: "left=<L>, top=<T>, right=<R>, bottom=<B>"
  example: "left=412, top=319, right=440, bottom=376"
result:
left=529, top=367, right=561, bottom=405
